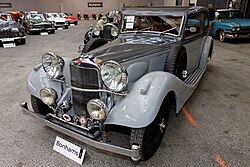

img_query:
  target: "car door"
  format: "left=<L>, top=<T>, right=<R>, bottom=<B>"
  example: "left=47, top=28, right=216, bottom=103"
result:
left=182, top=12, right=209, bottom=74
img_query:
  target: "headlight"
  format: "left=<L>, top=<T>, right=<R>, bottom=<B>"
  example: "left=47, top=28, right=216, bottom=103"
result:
left=237, top=27, right=240, bottom=31
left=87, top=99, right=107, bottom=120
left=93, top=27, right=100, bottom=36
left=40, top=88, right=57, bottom=106
left=100, top=61, right=128, bottom=92
left=111, top=26, right=118, bottom=37
left=42, top=52, right=64, bottom=79
left=232, top=27, right=236, bottom=31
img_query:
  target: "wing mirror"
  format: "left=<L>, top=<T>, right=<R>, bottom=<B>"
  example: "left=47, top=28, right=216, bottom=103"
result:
left=187, top=26, right=197, bottom=33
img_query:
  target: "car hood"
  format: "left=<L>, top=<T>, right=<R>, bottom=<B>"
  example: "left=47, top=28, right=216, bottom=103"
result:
left=90, top=35, right=175, bottom=62
left=222, top=18, right=250, bottom=27
left=0, top=21, right=22, bottom=31
left=65, top=16, right=77, bottom=21
left=48, top=17, right=66, bottom=22
left=29, top=20, right=52, bottom=25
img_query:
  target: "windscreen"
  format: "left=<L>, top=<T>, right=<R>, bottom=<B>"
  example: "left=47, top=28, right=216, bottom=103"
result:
left=122, top=14, right=183, bottom=36
left=217, top=10, right=244, bottom=19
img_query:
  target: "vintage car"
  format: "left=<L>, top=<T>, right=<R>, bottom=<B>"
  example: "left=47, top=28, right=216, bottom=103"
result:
left=23, top=13, right=55, bottom=34
left=44, top=13, right=69, bottom=29
left=210, top=9, right=250, bottom=42
left=0, top=13, right=26, bottom=45
left=83, top=15, right=120, bottom=45
left=21, top=6, right=213, bottom=161
left=59, top=13, right=78, bottom=25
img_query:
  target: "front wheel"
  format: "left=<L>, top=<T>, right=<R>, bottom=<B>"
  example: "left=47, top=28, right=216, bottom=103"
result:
left=219, top=30, right=226, bottom=42
left=130, top=97, right=171, bottom=160
left=82, top=38, right=108, bottom=53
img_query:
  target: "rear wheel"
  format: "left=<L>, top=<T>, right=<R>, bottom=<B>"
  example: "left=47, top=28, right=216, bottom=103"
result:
left=31, top=95, right=53, bottom=116
left=82, top=38, right=108, bottom=53
left=130, top=96, right=171, bottom=160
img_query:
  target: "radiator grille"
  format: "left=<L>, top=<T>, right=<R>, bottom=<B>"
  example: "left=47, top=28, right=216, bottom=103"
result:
left=0, top=29, right=19, bottom=38
left=70, top=62, right=100, bottom=116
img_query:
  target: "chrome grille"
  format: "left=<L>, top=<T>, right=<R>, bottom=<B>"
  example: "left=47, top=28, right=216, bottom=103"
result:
left=70, top=61, right=100, bottom=116
left=0, top=29, right=19, bottom=38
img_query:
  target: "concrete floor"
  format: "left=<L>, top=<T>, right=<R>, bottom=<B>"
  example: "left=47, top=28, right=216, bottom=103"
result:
left=0, top=20, right=249, bottom=167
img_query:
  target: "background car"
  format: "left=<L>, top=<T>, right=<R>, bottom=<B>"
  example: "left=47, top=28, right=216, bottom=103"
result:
left=210, top=9, right=250, bottom=42
left=0, top=13, right=26, bottom=45
left=44, top=13, right=69, bottom=29
left=21, top=6, right=213, bottom=161
left=23, top=12, right=55, bottom=34
left=59, top=13, right=78, bottom=25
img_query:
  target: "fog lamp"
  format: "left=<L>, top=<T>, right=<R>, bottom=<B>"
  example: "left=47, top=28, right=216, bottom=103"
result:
left=87, top=99, right=107, bottom=120
left=40, top=88, right=57, bottom=106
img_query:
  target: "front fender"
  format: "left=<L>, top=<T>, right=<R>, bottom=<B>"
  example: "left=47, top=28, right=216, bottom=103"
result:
left=199, top=36, right=213, bottom=68
left=104, top=71, right=196, bottom=128
left=27, top=57, right=71, bottom=99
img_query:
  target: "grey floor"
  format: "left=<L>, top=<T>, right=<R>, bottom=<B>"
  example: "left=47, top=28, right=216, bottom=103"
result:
left=0, top=20, right=249, bottom=167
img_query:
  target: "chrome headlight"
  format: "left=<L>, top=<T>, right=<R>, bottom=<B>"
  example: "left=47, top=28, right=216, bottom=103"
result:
left=100, top=61, right=128, bottom=92
left=236, top=27, right=240, bottom=31
left=87, top=99, right=107, bottom=120
left=42, top=52, right=64, bottom=79
left=232, top=27, right=236, bottom=31
left=40, top=88, right=57, bottom=106
left=111, top=26, right=118, bottom=37
left=93, top=27, right=100, bottom=36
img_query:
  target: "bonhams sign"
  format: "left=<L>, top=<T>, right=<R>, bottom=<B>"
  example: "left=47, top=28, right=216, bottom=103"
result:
left=88, top=2, right=103, bottom=7
left=0, top=3, right=12, bottom=8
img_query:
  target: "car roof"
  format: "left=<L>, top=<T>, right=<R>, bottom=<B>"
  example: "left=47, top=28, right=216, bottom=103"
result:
left=122, top=6, right=208, bottom=15
left=217, top=9, right=241, bottom=12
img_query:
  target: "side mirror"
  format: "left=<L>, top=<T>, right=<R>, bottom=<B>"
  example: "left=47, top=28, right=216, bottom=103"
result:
left=189, top=26, right=197, bottom=33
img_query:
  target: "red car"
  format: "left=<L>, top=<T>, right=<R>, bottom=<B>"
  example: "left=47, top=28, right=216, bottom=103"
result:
left=60, top=13, right=78, bottom=25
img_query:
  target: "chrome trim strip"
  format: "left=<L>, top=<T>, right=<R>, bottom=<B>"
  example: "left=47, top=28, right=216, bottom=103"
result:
left=20, top=102, right=140, bottom=160
left=70, top=86, right=127, bottom=96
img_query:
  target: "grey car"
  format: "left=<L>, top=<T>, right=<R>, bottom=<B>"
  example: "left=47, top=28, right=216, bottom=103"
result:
left=21, top=6, right=213, bottom=161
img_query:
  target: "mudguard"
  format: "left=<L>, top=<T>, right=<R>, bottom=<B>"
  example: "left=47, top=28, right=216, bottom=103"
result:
left=199, top=36, right=213, bottom=68
left=104, top=71, right=198, bottom=128
left=26, top=57, right=72, bottom=99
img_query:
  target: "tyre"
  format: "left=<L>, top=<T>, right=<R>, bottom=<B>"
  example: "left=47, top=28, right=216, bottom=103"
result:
left=19, top=38, right=26, bottom=45
left=82, top=38, right=108, bottom=53
left=130, top=96, right=171, bottom=160
left=74, top=21, right=78, bottom=25
left=31, top=95, right=53, bottom=116
left=219, top=30, right=226, bottom=42
left=49, top=30, right=55, bottom=34
left=164, top=46, right=187, bottom=80
left=64, top=25, right=69, bottom=29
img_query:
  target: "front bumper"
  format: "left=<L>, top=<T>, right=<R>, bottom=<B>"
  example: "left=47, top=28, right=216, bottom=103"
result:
left=225, top=32, right=250, bottom=39
left=20, top=101, right=141, bottom=161
left=29, top=28, right=55, bottom=32
left=0, top=36, right=26, bottom=43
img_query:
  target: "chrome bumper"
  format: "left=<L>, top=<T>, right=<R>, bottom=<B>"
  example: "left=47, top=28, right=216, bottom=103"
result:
left=20, top=101, right=140, bottom=161
left=0, top=36, right=26, bottom=42
left=226, top=33, right=250, bottom=39
left=29, top=28, right=55, bottom=32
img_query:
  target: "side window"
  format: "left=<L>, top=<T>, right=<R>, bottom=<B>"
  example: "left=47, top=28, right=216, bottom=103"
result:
left=185, top=13, right=203, bottom=39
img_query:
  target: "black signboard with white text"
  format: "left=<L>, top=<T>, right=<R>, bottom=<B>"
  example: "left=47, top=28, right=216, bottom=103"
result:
left=88, top=2, right=103, bottom=7
left=0, top=3, right=12, bottom=8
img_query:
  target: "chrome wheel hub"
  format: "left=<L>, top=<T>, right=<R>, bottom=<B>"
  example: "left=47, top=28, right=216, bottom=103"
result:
left=159, top=119, right=165, bottom=133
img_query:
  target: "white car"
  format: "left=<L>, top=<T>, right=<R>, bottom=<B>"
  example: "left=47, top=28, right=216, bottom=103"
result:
left=44, top=13, right=69, bottom=29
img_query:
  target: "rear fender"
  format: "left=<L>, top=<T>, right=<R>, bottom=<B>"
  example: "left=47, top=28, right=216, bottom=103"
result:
left=104, top=71, right=196, bottom=128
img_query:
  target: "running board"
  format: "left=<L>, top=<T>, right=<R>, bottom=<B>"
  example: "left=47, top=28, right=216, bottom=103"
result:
left=184, top=68, right=206, bottom=85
